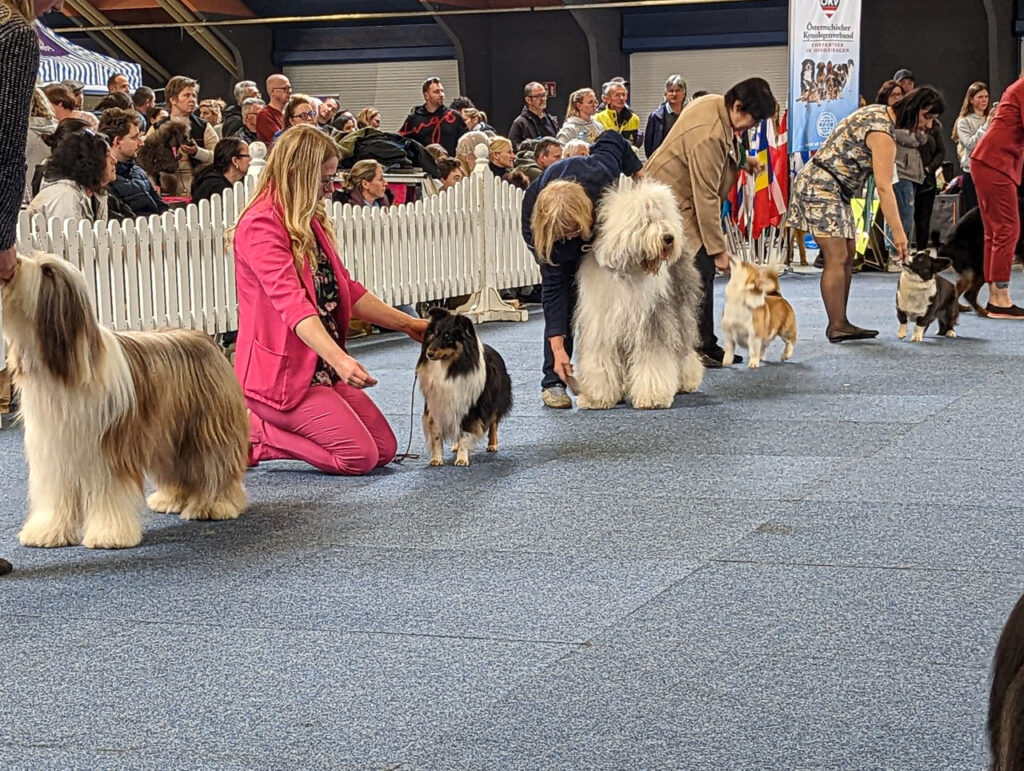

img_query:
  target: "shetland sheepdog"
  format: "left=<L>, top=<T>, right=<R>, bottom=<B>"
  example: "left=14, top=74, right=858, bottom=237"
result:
left=416, top=308, right=513, bottom=466
left=721, top=259, right=798, bottom=368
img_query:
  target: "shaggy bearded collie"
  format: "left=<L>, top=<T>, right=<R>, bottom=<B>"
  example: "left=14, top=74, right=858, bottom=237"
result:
left=2, top=253, right=248, bottom=550
left=416, top=308, right=512, bottom=467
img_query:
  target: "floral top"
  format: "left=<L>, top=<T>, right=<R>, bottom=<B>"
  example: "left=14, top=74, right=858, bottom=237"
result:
left=311, top=243, right=342, bottom=386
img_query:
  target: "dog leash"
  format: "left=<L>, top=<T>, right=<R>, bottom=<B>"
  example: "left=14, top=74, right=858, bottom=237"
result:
left=391, top=371, right=420, bottom=464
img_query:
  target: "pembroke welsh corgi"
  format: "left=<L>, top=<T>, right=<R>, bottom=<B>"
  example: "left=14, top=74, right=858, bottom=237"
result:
left=721, top=260, right=798, bottom=369
left=416, top=308, right=513, bottom=467
left=896, top=252, right=959, bottom=342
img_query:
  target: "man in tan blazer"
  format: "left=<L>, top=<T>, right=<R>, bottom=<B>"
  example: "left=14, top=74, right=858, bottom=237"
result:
left=644, top=78, right=777, bottom=367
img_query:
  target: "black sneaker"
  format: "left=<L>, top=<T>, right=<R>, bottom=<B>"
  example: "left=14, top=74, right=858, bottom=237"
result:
left=0, top=558, right=12, bottom=576
left=985, top=303, right=1024, bottom=319
left=700, top=347, right=742, bottom=368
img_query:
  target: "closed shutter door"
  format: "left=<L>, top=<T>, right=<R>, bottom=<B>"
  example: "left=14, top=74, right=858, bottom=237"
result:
left=283, top=60, right=461, bottom=133
left=629, top=47, right=788, bottom=148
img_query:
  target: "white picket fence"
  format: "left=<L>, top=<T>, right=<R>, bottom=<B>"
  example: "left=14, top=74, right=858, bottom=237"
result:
left=14, top=161, right=541, bottom=337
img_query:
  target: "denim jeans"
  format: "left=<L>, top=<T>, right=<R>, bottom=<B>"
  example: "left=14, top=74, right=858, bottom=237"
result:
left=893, top=179, right=917, bottom=247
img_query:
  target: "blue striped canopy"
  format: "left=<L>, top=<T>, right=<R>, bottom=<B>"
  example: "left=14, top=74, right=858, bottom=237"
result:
left=35, top=22, right=142, bottom=95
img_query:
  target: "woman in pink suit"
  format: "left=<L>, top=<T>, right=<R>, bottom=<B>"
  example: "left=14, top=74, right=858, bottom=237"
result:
left=233, top=125, right=427, bottom=474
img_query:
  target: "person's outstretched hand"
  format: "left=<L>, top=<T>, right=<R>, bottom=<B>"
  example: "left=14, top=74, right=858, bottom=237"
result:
left=336, top=353, right=377, bottom=388
left=405, top=318, right=429, bottom=343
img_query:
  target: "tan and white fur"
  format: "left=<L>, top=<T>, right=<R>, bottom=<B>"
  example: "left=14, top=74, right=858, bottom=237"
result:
left=2, top=253, right=249, bottom=550
left=418, top=347, right=487, bottom=467
left=721, top=259, right=798, bottom=368
left=572, top=176, right=705, bottom=410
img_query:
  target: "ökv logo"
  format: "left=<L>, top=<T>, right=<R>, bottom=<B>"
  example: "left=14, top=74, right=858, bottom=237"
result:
left=820, top=0, right=840, bottom=18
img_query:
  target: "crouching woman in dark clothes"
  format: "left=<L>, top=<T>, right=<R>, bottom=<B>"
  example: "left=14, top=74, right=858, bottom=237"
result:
left=520, top=131, right=642, bottom=409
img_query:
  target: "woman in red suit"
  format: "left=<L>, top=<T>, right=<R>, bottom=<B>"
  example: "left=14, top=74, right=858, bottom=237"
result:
left=971, top=76, right=1024, bottom=318
left=233, top=125, right=427, bottom=474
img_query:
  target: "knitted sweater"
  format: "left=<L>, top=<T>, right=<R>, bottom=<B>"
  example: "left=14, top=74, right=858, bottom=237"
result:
left=0, top=7, right=39, bottom=250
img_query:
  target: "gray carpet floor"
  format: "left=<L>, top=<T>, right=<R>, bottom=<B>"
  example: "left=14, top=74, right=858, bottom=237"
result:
left=0, top=269, right=1019, bottom=770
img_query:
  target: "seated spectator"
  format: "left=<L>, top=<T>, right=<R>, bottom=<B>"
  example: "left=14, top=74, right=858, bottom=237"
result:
left=274, top=94, right=318, bottom=142
left=191, top=137, right=250, bottom=203
left=334, top=160, right=391, bottom=208
left=462, top=107, right=495, bottom=133
left=43, top=83, right=76, bottom=121
left=317, top=97, right=340, bottom=129
left=234, top=97, right=264, bottom=144
left=455, top=130, right=490, bottom=177
left=516, top=136, right=563, bottom=182
left=356, top=107, right=381, bottom=129
left=28, top=129, right=115, bottom=223
left=436, top=157, right=464, bottom=189
left=30, top=117, right=91, bottom=198
left=99, top=107, right=168, bottom=217
left=257, top=73, right=291, bottom=144
left=133, top=86, right=155, bottom=132
left=199, top=99, right=224, bottom=137
left=95, top=91, right=132, bottom=112
left=563, top=139, right=589, bottom=158
left=61, top=79, right=84, bottom=110
left=73, top=110, right=99, bottom=131
left=450, top=95, right=475, bottom=114
left=148, top=106, right=169, bottom=126
left=222, top=80, right=259, bottom=138
left=488, top=137, right=530, bottom=189
left=107, top=72, right=131, bottom=95
left=425, top=143, right=447, bottom=161
left=335, top=112, right=357, bottom=134
left=25, top=88, right=57, bottom=204
left=557, top=88, right=603, bottom=144
left=398, top=77, right=467, bottom=156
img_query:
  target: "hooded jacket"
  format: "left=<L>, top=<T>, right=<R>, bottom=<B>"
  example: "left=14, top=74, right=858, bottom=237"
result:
left=28, top=178, right=109, bottom=223
left=24, top=116, right=56, bottom=204
left=556, top=115, right=603, bottom=145
left=520, top=132, right=643, bottom=339
left=595, top=106, right=640, bottom=146
left=398, top=103, right=468, bottom=156
left=109, top=158, right=168, bottom=216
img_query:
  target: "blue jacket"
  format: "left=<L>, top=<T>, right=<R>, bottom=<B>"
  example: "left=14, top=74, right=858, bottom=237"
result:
left=109, top=159, right=168, bottom=217
left=643, top=101, right=680, bottom=158
left=521, top=132, right=643, bottom=338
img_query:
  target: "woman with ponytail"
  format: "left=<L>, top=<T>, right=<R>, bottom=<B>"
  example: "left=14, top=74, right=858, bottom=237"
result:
left=232, top=125, right=427, bottom=475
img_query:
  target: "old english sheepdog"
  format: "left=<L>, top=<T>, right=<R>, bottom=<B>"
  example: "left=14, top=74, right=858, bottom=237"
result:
left=572, top=176, right=705, bottom=409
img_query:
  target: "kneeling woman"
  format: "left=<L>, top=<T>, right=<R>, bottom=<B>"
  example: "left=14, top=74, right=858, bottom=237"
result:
left=233, top=125, right=428, bottom=474
left=520, top=131, right=643, bottom=408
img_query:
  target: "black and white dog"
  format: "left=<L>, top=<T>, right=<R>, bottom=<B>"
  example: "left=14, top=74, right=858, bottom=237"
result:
left=416, top=308, right=513, bottom=467
left=896, top=252, right=959, bottom=342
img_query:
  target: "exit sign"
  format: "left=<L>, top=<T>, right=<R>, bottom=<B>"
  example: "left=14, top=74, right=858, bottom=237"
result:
left=542, top=81, right=557, bottom=98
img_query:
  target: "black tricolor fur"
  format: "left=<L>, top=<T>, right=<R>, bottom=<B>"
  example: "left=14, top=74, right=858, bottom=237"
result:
left=990, top=591, right=1024, bottom=771
left=936, top=206, right=986, bottom=315
left=417, top=308, right=512, bottom=458
left=896, top=252, right=959, bottom=338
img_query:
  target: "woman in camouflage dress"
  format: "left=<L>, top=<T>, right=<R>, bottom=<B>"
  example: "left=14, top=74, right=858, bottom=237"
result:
left=789, top=87, right=945, bottom=342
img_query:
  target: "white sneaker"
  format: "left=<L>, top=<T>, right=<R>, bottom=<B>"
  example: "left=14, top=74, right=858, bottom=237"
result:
left=541, top=386, right=572, bottom=409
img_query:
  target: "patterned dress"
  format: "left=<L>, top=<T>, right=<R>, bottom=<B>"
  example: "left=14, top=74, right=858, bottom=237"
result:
left=787, top=104, right=895, bottom=239
left=310, top=244, right=343, bottom=386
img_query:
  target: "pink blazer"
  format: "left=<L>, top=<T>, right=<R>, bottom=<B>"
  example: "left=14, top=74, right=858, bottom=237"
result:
left=233, top=193, right=367, bottom=410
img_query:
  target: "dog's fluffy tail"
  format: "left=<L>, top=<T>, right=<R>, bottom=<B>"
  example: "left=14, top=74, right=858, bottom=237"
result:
left=991, top=592, right=1024, bottom=770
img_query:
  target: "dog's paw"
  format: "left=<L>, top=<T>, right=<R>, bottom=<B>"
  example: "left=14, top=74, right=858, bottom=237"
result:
left=897, top=323, right=907, bottom=340
left=18, top=518, right=78, bottom=548
left=747, top=360, right=761, bottom=369
left=486, top=444, right=498, bottom=452
left=180, top=499, right=243, bottom=521
left=81, top=519, right=143, bottom=550
left=429, top=457, right=444, bottom=467
left=632, top=398, right=672, bottom=410
left=945, top=330, right=957, bottom=338
left=576, top=394, right=614, bottom=410
left=911, top=329, right=924, bottom=343
left=146, top=489, right=184, bottom=514
left=454, top=457, right=470, bottom=467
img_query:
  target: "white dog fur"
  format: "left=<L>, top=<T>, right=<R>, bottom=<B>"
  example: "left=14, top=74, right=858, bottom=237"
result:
left=2, top=253, right=249, bottom=550
left=572, top=176, right=705, bottom=409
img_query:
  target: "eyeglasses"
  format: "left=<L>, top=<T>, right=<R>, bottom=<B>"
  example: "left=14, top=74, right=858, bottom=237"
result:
left=271, top=86, right=292, bottom=93
left=528, top=93, right=546, bottom=99
left=321, top=173, right=343, bottom=186
left=294, top=111, right=317, bottom=121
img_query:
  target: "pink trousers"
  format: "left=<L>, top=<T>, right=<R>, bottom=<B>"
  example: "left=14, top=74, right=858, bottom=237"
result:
left=247, top=383, right=397, bottom=475
left=973, top=159, right=1020, bottom=284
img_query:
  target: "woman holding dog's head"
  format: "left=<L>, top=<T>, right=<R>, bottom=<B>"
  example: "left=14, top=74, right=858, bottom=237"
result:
left=27, top=129, right=116, bottom=223
left=787, top=86, right=944, bottom=341
left=233, top=125, right=428, bottom=474
left=521, top=131, right=643, bottom=409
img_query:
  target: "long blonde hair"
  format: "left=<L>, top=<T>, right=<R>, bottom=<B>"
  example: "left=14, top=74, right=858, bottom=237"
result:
left=566, top=88, right=595, bottom=120
left=952, top=81, right=991, bottom=140
left=530, top=179, right=593, bottom=264
left=234, top=124, right=339, bottom=272
left=1, top=1, right=33, bottom=20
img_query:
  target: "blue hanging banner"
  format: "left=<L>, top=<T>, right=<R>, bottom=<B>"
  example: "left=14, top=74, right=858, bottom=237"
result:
left=788, top=0, right=862, bottom=153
